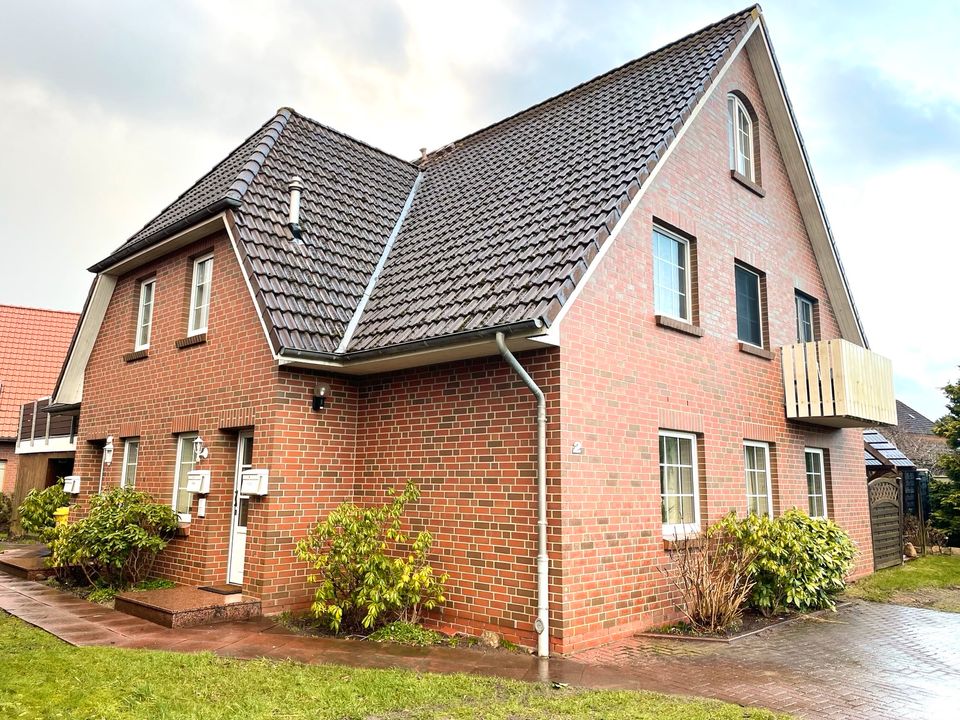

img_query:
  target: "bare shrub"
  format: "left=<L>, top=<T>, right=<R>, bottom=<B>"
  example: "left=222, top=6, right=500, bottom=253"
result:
left=661, top=526, right=756, bottom=634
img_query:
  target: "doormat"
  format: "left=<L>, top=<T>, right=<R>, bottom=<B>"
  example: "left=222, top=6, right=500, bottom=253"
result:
left=199, top=584, right=243, bottom=595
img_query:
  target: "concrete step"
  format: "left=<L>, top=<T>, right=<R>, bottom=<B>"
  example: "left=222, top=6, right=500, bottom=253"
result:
left=0, top=546, right=56, bottom=581
left=114, top=585, right=261, bottom=628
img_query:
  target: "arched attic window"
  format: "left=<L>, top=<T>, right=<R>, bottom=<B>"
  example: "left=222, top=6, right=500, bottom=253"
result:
left=727, top=92, right=760, bottom=184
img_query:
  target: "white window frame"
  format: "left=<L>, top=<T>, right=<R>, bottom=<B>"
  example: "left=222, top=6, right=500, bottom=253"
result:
left=120, top=438, right=139, bottom=489
left=134, top=278, right=155, bottom=351
left=187, top=253, right=214, bottom=337
left=805, top=448, right=828, bottom=518
left=652, top=226, right=692, bottom=323
left=172, top=433, right=198, bottom=522
left=735, top=263, right=764, bottom=348
left=796, top=293, right=816, bottom=343
left=659, top=430, right=701, bottom=538
left=744, top=440, right=773, bottom=518
left=728, top=94, right=754, bottom=181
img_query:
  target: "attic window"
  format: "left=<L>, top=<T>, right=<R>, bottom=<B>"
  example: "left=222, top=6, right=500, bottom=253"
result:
left=727, top=93, right=759, bottom=184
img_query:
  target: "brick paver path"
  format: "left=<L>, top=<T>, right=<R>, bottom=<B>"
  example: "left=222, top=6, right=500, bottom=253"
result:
left=3, top=572, right=960, bottom=719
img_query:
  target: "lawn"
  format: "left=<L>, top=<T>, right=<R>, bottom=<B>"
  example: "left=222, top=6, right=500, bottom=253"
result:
left=846, top=554, right=960, bottom=612
left=0, top=613, right=783, bottom=720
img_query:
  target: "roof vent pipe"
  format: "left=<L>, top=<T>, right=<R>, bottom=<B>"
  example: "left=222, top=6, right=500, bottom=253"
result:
left=287, top=176, right=304, bottom=241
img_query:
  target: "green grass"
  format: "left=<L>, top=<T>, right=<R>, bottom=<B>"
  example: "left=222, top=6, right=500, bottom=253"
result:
left=846, top=555, right=960, bottom=609
left=0, top=613, right=785, bottom=719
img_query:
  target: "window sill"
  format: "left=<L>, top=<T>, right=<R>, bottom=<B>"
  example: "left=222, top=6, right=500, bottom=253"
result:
left=175, top=521, right=191, bottom=537
left=175, top=333, right=206, bottom=349
left=655, top=315, right=704, bottom=338
left=663, top=532, right=702, bottom=551
left=123, top=349, right=149, bottom=363
left=738, top=342, right=775, bottom=360
left=730, top=169, right=765, bottom=197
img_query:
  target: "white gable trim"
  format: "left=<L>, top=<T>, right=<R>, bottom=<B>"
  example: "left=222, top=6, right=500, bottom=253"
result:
left=539, top=10, right=866, bottom=349
left=52, top=273, right=116, bottom=405
left=223, top=212, right=280, bottom=361
left=537, top=17, right=761, bottom=346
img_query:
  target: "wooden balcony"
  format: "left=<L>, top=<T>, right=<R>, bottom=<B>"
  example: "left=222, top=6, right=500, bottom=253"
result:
left=16, top=397, right=77, bottom=454
left=781, top=339, right=896, bottom=428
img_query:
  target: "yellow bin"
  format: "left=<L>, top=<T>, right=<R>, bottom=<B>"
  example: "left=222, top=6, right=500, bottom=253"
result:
left=53, top=507, right=70, bottom=525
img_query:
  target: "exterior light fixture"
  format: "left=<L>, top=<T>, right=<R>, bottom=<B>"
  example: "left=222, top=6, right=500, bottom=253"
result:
left=312, top=383, right=330, bottom=411
left=103, top=435, right=115, bottom=465
left=193, top=436, right=209, bottom=464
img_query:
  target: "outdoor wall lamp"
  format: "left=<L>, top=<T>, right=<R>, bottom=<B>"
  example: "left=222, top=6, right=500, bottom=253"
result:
left=312, top=383, right=330, bottom=411
left=193, top=436, right=209, bottom=464
left=103, top=435, right=115, bottom=465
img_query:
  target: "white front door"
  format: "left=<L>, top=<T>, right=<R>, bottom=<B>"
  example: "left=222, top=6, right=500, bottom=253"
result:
left=227, top=432, right=253, bottom=585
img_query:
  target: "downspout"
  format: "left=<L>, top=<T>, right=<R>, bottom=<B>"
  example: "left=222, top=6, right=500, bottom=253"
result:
left=495, top=331, right=549, bottom=658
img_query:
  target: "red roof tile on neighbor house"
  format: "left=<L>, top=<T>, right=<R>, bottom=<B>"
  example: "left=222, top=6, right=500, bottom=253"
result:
left=0, top=304, right=80, bottom=440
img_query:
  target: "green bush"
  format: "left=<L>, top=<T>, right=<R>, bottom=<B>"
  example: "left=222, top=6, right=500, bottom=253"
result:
left=715, top=509, right=856, bottom=616
left=295, top=481, right=448, bottom=633
left=367, top=620, right=446, bottom=646
left=0, top=493, right=12, bottom=535
left=18, top=483, right=70, bottom=541
left=51, top=488, right=178, bottom=586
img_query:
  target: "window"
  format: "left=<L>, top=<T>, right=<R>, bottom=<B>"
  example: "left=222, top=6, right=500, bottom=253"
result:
left=172, top=433, right=198, bottom=520
left=744, top=441, right=773, bottom=517
left=134, top=279, right=155, bottom=350
left=735, top=264, right=763, bottom=347
left=653, top=227, right=691, bottom=322
left=659, top=431, right=700, bottom=536
left=188, top=254, right=213, bottom=336
left=728, top=94, right=755, bottom=181
left=796, top=293, right=816, bottom=343
left=805, top=448, right=827, bottom=518
left=120, top=439, right=139, bottom=488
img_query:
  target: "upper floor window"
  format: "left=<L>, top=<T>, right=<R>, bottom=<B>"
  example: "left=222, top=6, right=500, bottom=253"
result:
left=735, top=263, right=763, bottom=347
left=795, top=292, right=817, bottom=343
left=653, top=227, right=691, bottom=322
left=188, top=254, right=213, bottom=336
left=805, top=448, right=828, bottom=518
left=659, top=431, right=700, bottom=537
left=135, top=279, right=155, bottom=351
left=727, top=94, right=756, bottom=181
left=121, top=438, right=139, bottom=488
left=744, top=440, right=773, bottom=518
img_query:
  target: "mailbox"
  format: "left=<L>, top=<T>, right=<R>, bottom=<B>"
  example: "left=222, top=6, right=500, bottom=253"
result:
left=239, top=469, right=269, bottom=496
left=62, top=476, right=81, bottom=494
left=185, top=470, right=211, bottom=494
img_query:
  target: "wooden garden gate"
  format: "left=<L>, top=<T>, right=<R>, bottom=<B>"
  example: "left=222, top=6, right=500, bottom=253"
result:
left=868, top=475, right=902, bottom=570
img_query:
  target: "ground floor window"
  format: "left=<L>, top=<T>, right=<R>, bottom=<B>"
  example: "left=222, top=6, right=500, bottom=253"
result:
left=659, top=430, right=700, bottom=536
left=121, top=439, right=139, bottom=488
left=744, top=440, right=773, bottom=517
left=173, top=433, right=198, bottom=521
left=805, top=448, right=828, bottom=518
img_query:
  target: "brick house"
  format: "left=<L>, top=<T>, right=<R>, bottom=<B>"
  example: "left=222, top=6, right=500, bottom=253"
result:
left=0, top=304, right=79, bottom=495
left=49, top=6, right=895, bottom=655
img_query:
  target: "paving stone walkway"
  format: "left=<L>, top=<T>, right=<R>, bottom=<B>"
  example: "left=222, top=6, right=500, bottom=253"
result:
left=3, top=572, right=960, bottom=719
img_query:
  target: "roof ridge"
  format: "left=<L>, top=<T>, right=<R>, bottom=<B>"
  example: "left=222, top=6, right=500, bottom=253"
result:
left=418, top=4, right=759, bottom=162
left=0, top=303, right=81, bottom=317
left=224, top=108, right=292, bottom=203
left=284, top=107, right=418, bottom=170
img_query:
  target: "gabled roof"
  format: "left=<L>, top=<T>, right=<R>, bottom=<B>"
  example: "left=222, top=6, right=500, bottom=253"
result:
left=895, top=400, right=937, bottom=435
left=0, top=305, right=79, bottom=439
left=88, top=6, right=761, bottom=357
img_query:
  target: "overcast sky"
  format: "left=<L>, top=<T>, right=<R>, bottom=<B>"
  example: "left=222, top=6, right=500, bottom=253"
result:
left=1, top=0, right=957, bottom=420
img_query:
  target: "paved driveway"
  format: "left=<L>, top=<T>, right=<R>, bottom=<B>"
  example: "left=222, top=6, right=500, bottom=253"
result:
left=572, top=601, right=960, bottom=719
left=2, top=569, right=959, bottom=719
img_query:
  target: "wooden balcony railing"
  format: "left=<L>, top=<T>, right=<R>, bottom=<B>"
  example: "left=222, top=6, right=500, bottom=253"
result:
left=781, top=339, right=896, bottom=428
left=16, top=397, right=77, bottom=454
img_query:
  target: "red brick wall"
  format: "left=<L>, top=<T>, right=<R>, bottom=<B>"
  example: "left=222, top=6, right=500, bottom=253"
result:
left=555, top=50, right=872, bottom=652
left=0, top=442, right=16, bottom=495
left=73, top=231, right=281, bottom=587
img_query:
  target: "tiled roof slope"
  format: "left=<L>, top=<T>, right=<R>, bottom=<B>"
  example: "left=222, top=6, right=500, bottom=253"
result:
left=230, top=111, right=419, bottom=352
left=0, top=305, right=79, bottom=439
left=89, top=6, right=757, bottom=356
left=896, top=400, right=937, bottom=435
left=345, top=7, right=756, bottom=350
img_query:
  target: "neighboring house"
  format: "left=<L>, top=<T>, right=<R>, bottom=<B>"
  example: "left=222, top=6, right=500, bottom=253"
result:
left=49, top=6, right=896, bottom=654
left=0, top=305, right=80, bottom=495
left=876, top=400, right=950, bottom=478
